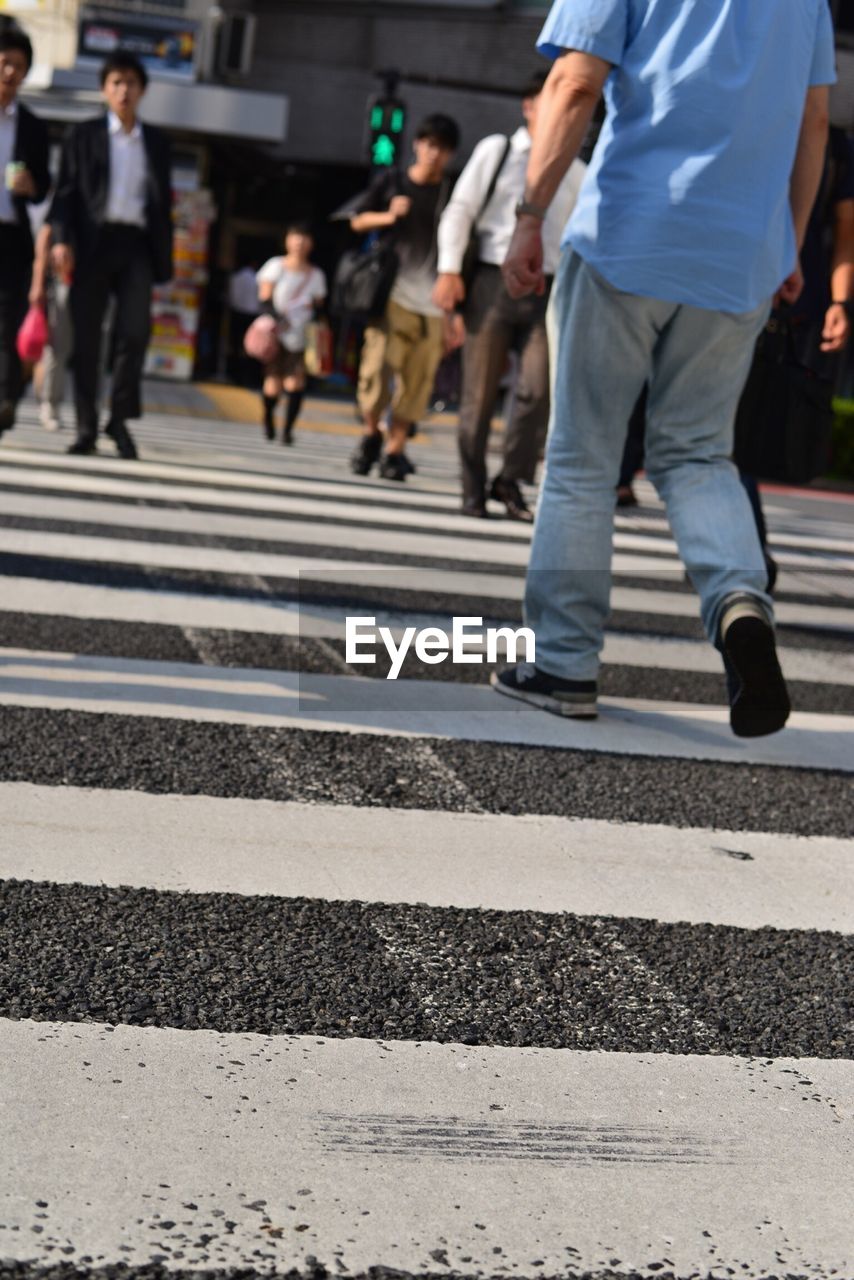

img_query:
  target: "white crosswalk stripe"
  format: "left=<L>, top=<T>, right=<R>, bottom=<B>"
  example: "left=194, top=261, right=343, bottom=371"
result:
left=1, top=407, right=852, bottom=1280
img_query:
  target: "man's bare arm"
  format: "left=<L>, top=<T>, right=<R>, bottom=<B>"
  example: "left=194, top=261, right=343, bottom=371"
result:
left=504, top=52, right=610, bottom=297
left=522, top=52, right=610, bottom=210
left=790, top=85, right=830, bottom=250
left=350, top=196, right=412, bottom=235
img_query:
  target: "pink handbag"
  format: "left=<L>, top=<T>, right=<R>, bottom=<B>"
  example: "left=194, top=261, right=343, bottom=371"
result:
left=16, top=304, right=49, bottom=364
left=243, top=314, right=280, bottom=364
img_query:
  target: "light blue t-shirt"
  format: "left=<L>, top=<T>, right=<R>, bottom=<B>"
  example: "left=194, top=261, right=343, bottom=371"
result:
left=537, top=0, right=837, bottom=312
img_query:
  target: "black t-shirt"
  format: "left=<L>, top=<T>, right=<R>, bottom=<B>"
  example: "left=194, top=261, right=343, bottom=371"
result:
left=794, top=126, right=854, bottom=324
left=353, top=169, right=447, bottom=277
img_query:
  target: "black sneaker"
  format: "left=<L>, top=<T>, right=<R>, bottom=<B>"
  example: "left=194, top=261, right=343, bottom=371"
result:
left=491, top=663, right=598, bottom=719
left=490, top=475, right=534, bottom=523
left=720, top=595, right=790, bottom=738
left=379, top=451, right=412, bottom=482
left=350, top=433, right=383, bottom=475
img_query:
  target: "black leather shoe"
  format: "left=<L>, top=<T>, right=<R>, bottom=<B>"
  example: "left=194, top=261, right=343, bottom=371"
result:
left=0, top=400, right=16, bottom=434
left=490, top=475, right=534, bottom=522
left=66, top=437, right=97, bottom=456
left=106, top=419, right=138, bottom=460
left=461, top=501, right=489, bottom=519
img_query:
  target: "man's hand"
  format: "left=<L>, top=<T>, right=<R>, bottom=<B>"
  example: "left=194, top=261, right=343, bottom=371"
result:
left=51, top=243, right=75, bottom=281
left=388, top=195, right=412, bottom=222
left=433, top=272, right=465, bottom=313
left=9, top=166, right=36, bottom=199
left=502, top=215, right=545, bottom=299
left=775, top=263, right=804, bottom=307
left=821, top=302, right=850, bottom=352
left=442, top=312, right=466, bottom=355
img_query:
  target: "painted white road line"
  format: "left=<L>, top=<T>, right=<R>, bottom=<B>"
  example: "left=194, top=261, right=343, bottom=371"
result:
left=2, top=578, right=849, bottom=684
left=3, top=527, right=853, bottom=633
left=0, top=526, right=694, bottom=595
left=0, top=649, right=851, bottom=771
left=0, top=462, right=531, bottom=537
left=0, top=446, right=470, bottom=510
left=2, top=783, right=851, bottom=931
left=2, top=1021, right=851, bottom=1277
left=0, top=576, right=304, bottom=633
left=5, top=487, right=854, bottom=583
left=5, top=458, right=854, bottom=561
left=0, top=488, right=691, bottom=572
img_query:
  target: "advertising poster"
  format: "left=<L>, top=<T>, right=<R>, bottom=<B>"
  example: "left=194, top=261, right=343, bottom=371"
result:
left=76, top=6, right=197, bottom=83
left=145, top=188, right=217, bottom=382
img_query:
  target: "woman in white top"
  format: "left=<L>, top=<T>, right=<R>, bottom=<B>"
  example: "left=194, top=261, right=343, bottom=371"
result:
left=256, top=223, right=326, bottom=444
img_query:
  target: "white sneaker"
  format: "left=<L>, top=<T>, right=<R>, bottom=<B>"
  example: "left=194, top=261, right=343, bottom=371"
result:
left=39, top=403, right=61, bottom=433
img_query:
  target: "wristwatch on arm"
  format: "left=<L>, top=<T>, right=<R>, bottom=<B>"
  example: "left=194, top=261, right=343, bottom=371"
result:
left=514, top=199, right=548, bottom=221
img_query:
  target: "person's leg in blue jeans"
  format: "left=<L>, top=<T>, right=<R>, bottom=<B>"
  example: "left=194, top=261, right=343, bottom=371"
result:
left=524, top=252, right=773, bottom=676
left=524, top=253, right=668, bottom=681
left=643, top=299, right=772, bottom=644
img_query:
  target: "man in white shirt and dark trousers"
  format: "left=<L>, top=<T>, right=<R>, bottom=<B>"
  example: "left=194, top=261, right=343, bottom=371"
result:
left=434, top=73, right=585, bottom=519
left=50, top=51, right=173, bottom=459
left=0, top=25, right=50, bottom=437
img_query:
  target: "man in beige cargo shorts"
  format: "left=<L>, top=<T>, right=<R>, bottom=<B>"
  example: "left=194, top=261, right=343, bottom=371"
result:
left=349, top=113, right=461, bottom=482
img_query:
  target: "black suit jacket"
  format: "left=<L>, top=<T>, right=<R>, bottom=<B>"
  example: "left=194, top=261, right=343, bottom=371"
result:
left=49, top=114, right=174, bottom=284
left=11, top=102, right=50, bottom=256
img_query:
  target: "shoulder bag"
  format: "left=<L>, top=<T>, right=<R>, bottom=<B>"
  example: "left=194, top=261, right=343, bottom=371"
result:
left=460, top=136, right=513, bottom=294
left=733, top=308, right=834, bottom=485
left=331, top=172, right=402, bottom=324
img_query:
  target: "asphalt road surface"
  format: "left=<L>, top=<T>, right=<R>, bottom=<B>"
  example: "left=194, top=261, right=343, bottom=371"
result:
left=1, top=396, right=852, bottom=1280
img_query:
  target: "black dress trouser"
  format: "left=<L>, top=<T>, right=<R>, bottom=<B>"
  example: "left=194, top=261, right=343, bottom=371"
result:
left=0, top=223, right=32, bottom=411
left=72, top=224, right=153, bottom=439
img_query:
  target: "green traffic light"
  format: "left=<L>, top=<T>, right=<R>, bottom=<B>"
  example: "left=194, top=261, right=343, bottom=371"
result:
left=390, top=107, right=405, bottom=133
left=372, top=133, right=397, bottom=166
left=371, top=105, right=383, bottom=129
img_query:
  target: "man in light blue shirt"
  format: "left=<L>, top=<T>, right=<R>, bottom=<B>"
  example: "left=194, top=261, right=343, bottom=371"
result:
left=493, top=0, right=835, bottom=738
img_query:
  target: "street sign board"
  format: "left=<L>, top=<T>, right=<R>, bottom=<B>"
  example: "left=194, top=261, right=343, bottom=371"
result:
left=76, top=6, right=198, bottom=83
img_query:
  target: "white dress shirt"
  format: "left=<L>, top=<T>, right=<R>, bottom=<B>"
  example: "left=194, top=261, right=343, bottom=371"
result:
left=437, top=126, right=586, bottom=277
left=105, top=112, right=148, bottom=227
left=0, top=99, right=19, bottom=224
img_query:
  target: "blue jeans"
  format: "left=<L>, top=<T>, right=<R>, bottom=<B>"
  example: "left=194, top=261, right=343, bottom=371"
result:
left=527, top=252, right=773, bottom=681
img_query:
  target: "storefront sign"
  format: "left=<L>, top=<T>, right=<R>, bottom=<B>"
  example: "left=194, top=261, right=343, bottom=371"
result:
left=146, top=188, right=217, bottom=382
left=76, top=7, right=198, bottom=83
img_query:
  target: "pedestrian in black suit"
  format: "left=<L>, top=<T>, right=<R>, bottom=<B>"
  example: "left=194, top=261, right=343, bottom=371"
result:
left=0, top=26, right=50, bottom=435
left=49, top=51, right=173, bottom=459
